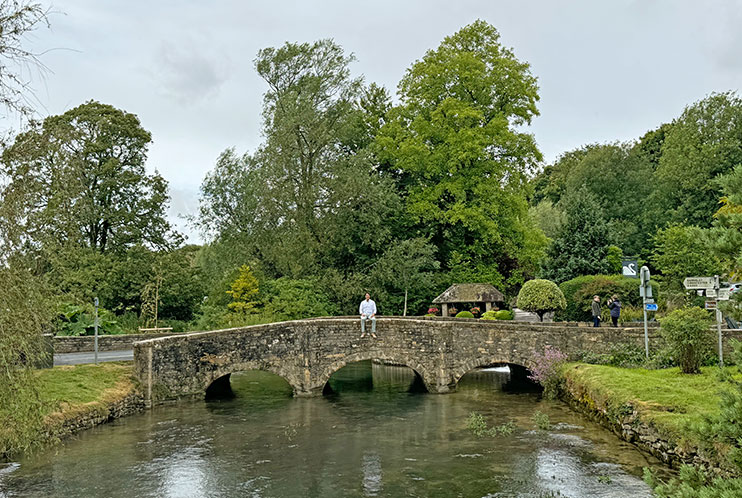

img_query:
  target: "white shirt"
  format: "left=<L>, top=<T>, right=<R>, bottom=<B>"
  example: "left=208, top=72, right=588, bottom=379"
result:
left=359, top=299, right=376, bottom=316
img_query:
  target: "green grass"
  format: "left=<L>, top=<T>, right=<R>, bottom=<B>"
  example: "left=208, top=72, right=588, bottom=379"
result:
left=564, top=363, right=739, bottom=445
left=35, top=362, right=135, bottom=418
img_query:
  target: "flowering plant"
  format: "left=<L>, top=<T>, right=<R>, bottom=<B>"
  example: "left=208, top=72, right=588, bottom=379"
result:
left=470, top=307, right=481, bottom=316
left=449, top=307, right=458, bottom=316
left=527, top=346, right=568, bottom=399
left=427, top=307, right=439, bottom=315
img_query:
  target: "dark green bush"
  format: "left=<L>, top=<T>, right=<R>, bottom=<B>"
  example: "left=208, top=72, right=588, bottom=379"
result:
left=456, top=311, right=475, bottom=318
left=558, top=274, right=659, bottom=322
left=494, top=310, right=514, bottom=320
left=659, top=306, right=713, bottom=374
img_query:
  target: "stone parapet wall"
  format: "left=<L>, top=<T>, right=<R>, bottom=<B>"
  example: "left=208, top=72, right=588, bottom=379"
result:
left=54, top=332, right=182, bottom=353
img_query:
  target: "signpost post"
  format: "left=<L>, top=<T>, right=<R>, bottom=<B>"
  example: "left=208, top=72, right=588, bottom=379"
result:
left=94, top=297, right=99, bottom=366
left=714, top=275, right=723, bottom=368
left=639, top=266, right=652, bottom=359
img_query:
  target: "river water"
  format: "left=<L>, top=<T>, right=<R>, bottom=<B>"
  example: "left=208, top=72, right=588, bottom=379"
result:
left=0, top=362, right=665, bottom=497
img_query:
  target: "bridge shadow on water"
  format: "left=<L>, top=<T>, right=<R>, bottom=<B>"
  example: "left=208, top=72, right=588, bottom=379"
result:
left=204, top=360, right=541, bottom=405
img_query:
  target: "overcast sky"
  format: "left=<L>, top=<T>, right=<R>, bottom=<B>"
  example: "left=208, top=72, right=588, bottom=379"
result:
left=23, top=0, right=742, bottom=242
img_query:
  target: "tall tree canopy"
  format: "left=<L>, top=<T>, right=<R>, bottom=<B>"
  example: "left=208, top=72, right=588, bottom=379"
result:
left=376, top=19, right=545, bottom=283
left=652, top=92, right=742, bottom=229
left=1, top=100, right=176, bottom=254
left=199, top=40, right=400, bottom=278
left=540, top=188, right=614, bottom=283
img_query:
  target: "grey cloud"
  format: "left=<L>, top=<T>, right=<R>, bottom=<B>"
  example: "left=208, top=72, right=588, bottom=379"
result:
left=151, top=39, right=230, bottom=104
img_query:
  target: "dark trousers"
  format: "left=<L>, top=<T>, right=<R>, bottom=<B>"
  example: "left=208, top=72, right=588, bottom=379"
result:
left=593, top=316, right=600, bottom=327
left=611, top=316, right=618, bottom=327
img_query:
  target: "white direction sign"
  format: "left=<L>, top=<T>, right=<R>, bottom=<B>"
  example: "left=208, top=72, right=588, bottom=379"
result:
left=683, top=277, right=715, bottom=289
left=706, top=289, right=717, bottom=298
left=719, top=288, right=731, bottom=301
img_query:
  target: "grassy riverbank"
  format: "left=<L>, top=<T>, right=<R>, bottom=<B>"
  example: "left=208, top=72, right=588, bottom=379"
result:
left=564, top=364, right=737, bottom=445
left=1, top=362, right=139, bottom=458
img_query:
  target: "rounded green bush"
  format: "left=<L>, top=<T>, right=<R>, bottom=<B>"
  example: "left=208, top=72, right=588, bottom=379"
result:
left=495, top=310, right=514, bottom=320
left=480, top=310, right=497, bottom=320
left=517, top=279, right=566, bottom=322
left=456, top=311, right=475, bottom=318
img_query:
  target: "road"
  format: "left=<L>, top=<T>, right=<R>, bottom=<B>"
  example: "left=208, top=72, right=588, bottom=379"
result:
left=54, top=350, right=133, bottom=366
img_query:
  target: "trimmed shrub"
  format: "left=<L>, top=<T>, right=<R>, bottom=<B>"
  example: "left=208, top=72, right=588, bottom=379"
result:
left=456, top=311, right=475, bottom=318
left=480, top=310, right=497, bottom=320
left=517, top=279, right=566, bottom=322
left=495, top=310, right=514, bottom=320
left=659, top=306, right=713, bottom=374
left=558, top=274, right=659, bottom=322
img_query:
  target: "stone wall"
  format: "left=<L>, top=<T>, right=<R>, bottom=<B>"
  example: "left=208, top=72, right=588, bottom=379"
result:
left=44, top=390, right=145, bottom=441
left=54, top=332, right=182, bottom=353
left=135, top=317, right=742, bottom=406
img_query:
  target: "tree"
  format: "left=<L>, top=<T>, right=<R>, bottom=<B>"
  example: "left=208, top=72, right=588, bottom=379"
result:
left=369, top=238, right=439, bottom=316
left=226, top=265, right=259, bottom=314
left=651, top=224, right=722, bottom=290
left=540, top=188, right=614, bottom=283
left=376, top=20, right=545, bottom=281
left=516, top=279, right=566, bottom=322
left=199, top=41, right=400, bottom=277
left=651, top=92, right=742, bottom=228
left=1, top=101, right=178, bottom=254
left=0, top=1, right=50, bottom=120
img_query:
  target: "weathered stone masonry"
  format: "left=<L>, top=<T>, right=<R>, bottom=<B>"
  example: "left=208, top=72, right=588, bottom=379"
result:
left=134, top=317, right=685, bottom=406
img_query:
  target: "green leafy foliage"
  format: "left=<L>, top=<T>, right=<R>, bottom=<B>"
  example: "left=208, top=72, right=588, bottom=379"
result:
left=226, top=265, right=259, bottom=314
left=651, top=92, right=742, bottom=229
left=480, top=310, right=496, bottom=320
left=659, top=307, right=713, bottom=374
left=262, top=277, right=340, bottom=320
left=494, top=310, right=514, bottom=320
left=531, top=411, right=551, bottom=431
left=540, top=188, right=615, bottom=283
left=651, top=224, right=722, bottom=291
left=455, top=311, right=475, bottom=318
left=375, top=19, right=546, bottom=284
left=516, top=279, right=566, bottom=321
left=56, top=303, right=123, bottom=336
left=557, top=274, right=652, bottom=322
left=644, top=465, right=742, bottom=498
left=466, top=412, right=516, bottom=438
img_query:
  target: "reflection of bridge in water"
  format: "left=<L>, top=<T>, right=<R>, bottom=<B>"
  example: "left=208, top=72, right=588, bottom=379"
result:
left=133, top=317, right=682, bottom=405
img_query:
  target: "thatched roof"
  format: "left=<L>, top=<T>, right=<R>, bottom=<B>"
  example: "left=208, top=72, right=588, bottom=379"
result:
left=432, top=283, right=505, bottom=304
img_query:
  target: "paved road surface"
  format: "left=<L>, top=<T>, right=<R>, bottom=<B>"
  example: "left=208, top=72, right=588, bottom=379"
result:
left=54, top=350, right=133, bottom=366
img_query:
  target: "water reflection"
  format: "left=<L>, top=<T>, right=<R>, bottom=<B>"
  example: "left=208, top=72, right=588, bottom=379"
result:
left=0, top=362, right=665, bottom=497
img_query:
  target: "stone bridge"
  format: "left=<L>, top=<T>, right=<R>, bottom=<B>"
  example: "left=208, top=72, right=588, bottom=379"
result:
left=133, top=317, right=671, bottom=406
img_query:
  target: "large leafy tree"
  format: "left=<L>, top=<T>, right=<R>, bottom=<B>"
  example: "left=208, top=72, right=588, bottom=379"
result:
left=540, top=188, right=614, bottom=283
left=376, top=20, right=545, bottom=282
left=1, top=100, right=177, bottom=254
left=199, top=40, right=400, bottom=277
left=651, top=224, right=722, bottom=291
left=651, top=92, right=742, bottom=228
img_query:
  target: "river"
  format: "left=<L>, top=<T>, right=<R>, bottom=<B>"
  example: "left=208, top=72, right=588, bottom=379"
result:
left=0, top=361, right=666, bottom=497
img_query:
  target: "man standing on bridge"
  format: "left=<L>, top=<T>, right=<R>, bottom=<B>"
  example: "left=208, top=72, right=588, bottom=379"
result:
left=359, top=293, right=377, bottom=338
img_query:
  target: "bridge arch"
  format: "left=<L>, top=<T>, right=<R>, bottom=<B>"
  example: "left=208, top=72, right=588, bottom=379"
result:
left=316, top=352, right=437, bottom=395
left=451, top=356, right=531, bottom=387
left=203, top=360, right=303, bottom=398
